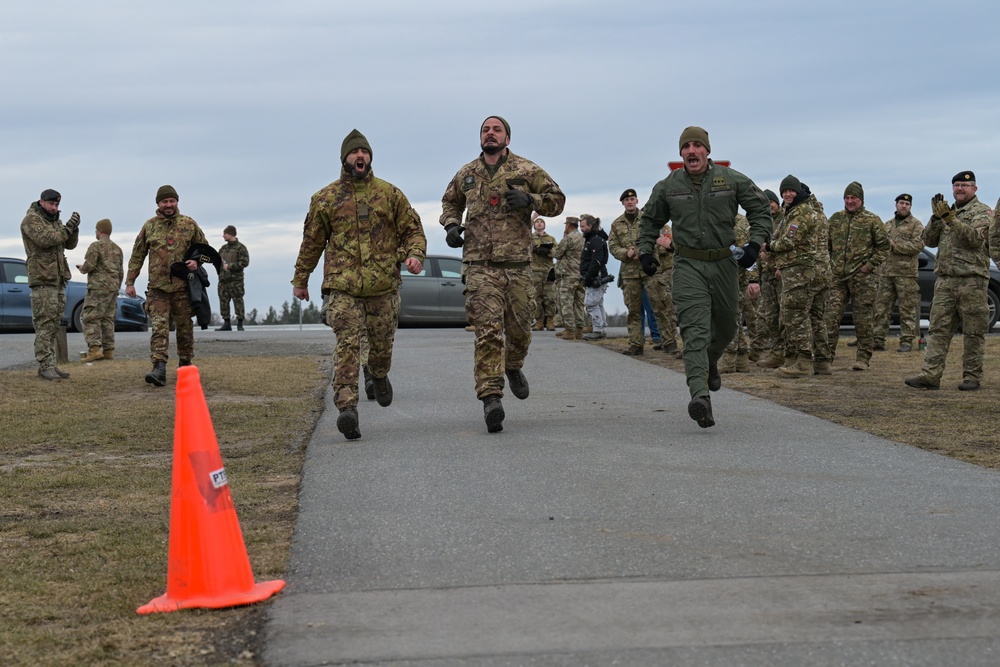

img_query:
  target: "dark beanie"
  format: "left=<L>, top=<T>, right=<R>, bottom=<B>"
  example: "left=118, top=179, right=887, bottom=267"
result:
left=96, top=219, right=112, bottom=234
left=844, top=181, right=864, bottom=202
left=156, top=184, right=179, bottom=203
left=340, top=129, right=373, bottom=164
left=952, top=170, right=976, bottom=184
left=482, top=116, right=511, bottom=137
left=678, top=126, right=710, bottom=154
left=779, top=175, right=802, bottom=195
left=224, top=225, right=237, bottom=236
left=40, top=188, right=61, bottom=202
left=763, top=189, right=779, bottom=204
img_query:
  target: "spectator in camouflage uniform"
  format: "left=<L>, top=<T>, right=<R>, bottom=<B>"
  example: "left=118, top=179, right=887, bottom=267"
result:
left=20, top=189, right=80, bottom=381
left=906, top=171, right=993, bottom=391
left=806, top=187, right=834, bottom=374
left=637, top=127, right=771, bottom=428
left=752, top=190, right=784, bottom=366
left=216, top=225, right=250, bottom=331
left=767, top=176, right=828, bottom=378
left=292, top=129, right=426, bottom=440
left=441, top=116, right=565, bottom=433
left=609, top=188, right=675, bottom=357
left=873, top=194, right=924, bottom=353
left=530, top=217, right=558, bottom=330
left=719, top=213, right=752, bottom=372
left=824, top=182, right=890, bottom=370
left=553, top=216, right=585, bottom=340
left=76, top=219, right=123, bottom=363
left=126, top=185, right=209, bottom=387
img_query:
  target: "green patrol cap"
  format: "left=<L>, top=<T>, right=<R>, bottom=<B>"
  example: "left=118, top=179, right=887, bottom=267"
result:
left=565, top=216, right=579, bottom=226
left=341, top=129, right=373, bottom=164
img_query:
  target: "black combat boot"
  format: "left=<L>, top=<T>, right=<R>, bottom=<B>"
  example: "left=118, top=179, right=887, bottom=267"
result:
left=236, top=319, right=245, bottom=331
left=483, top=396, right=504, bottom=433
left=708, top=362, right=722, bottom=391
left=216, top=319, right=232, bottom=331
left=687, top=395, right=715, bottom=428
left=145, top=361, right=167, bottom=387
left=336, top=407, right=361, bottom=440
left=372, top=374, right=393, bottom=407
left=504, top=368, right=529, bottom=399
left=362, top=366, right=375, bottom=400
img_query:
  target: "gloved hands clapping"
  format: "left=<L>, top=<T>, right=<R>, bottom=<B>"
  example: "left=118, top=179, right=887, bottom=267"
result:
left=504, top=189, right=533, bottom=210
left=737, top=241, right=760, bottom=269
left=445, top=223, right=465, bottom=248
left=931, top=194, right=956, bottom=225
left=65, top=212, right=81, bottom=233
left=639, top=253, right=659, bottom=277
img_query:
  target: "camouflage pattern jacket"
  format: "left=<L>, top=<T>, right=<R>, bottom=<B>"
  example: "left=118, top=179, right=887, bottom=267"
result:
left=809, top=194, right=832, bottom=283
left=770, top=197, right=823, bottom=270
left=757, top=208, right=783, bottom=277
left=440, top=151, right=566, bottom=264
left=827, top=207, right=889, bottom=280
left=127, top=210, right=209, bottom=293
left=927, top=195, right=992, bottom=279
left=292, top=167, right=426, bottom=298
left=218, top=240, right=250, bottom=284
left=78, top=238, right=124, bottom=291
left=637, top=160, right=771, bottom=257
left=530, top=231, right=557, bottom=272
left=20, top=201, right=79, bottom=287
left=880, top=214, right=924, bottom=278
left=552, top=229, right=584, bottom=278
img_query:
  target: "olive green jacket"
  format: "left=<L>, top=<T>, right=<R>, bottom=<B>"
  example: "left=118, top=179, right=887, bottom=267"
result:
left=20, top=202, right=79, bottom=287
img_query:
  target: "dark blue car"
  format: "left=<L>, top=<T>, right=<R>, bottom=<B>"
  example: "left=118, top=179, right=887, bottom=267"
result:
left=0, top=257, right=148, bottom=332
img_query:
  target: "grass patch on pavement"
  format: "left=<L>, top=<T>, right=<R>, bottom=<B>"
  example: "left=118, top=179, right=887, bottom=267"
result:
left=0, top=356, right=328, bottom=667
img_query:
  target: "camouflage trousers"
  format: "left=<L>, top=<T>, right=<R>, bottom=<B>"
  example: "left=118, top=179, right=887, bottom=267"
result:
left=557, top=276, right=586, bottom=330
left=147, top=288, right=194, bottom=364
left=725, top=271, right=753, bottom=355
left=826, top=271, right=878, bottom=361
left=674, top=257, right=739, bottom=399
left=326, top=290, right=400, bottom=410
left=466, top=265, right=534, bottom=399
left=917, top=275, right=988, bottom=384
left=873, top=274, right=920, bottom=347
left=218, top=280, right=246, bottom=321
left=779, top=266, right=831, bottom=362
left=752, top=272, right=782, bottom=357
left=30, top=284, right=66, bottom=368
left=622, top=276, right=673, bottom=349
left=532, top=270, right=559, bottom=326
left=82, top=288, right=117, bottom=351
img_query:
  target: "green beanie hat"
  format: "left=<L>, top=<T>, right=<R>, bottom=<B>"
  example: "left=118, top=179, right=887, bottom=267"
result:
left=482, top=115, right=511, bottom=137
left=156, top=184, right=178, bottom=203
left=779, top=175, right=802, bottom=195
left=341, top=129, right=373, bottom=164
left=95, top=219, right=112, bottom=234
left=678, top=126, right=710, bottom=154
left=844, top=181, right=864, bottom=202
left=763, top=189, right=780, bottom=204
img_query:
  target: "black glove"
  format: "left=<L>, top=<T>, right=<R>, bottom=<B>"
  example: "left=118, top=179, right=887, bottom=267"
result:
left=737, top=241, right=760, bottom=269
left=445, top=223, right=464, bottom=248
left=504, top=189, right=533, bottom=210
left=639, top=253, right=659, bottom=277
left=65, top=212, right=81, bottom=233
left=534, top=243, right=553, bottom=257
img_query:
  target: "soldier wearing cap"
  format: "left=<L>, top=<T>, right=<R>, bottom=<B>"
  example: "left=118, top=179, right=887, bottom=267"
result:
left=637, top=126, right=771, bottom=428
left=553, top=216, right=586, bottom=339
left=440, top=116, right=565, bottom=433
left=20, top=189, right=81, bottom=380
left=292, top=129, right=426, bottom=440
left=216, top=224, right=250, bottom=331
left=824, top=181, right=890, bottom=370
left=872, top=194, right=924, bottom=352
left=907, top=171, right=993, bottom=391
left=609, top=188, right=677, bottom=356
left=76, top=219, right=124, bottom=363
left=529, top=215, right=558, bottom=330
left=126, top=184, right=209, bottom=387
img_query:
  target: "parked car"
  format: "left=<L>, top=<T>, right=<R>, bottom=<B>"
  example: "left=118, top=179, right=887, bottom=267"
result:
left=398, top=255, right=467, bottom=325
left=841, top=248, right=1000, bottom=330
left=0, top=257, right=149, bottom=332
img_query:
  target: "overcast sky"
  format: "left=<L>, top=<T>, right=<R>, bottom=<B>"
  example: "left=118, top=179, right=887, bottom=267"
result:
left=3, top=0, right=999, bottom=317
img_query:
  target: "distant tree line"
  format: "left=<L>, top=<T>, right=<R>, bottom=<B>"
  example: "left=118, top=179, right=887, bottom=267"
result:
left=214, top=300, right=326, bottom=326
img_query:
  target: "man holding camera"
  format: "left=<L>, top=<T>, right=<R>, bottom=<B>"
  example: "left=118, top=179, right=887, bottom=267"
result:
left=21, top=189, right=80, bottom=381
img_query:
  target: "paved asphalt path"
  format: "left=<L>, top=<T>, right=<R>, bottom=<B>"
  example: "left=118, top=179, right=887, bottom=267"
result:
left=260, top=328, right=1000, bottom=666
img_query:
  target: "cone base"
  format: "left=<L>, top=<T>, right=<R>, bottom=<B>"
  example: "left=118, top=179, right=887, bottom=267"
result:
left=137, top=578, right=285, bottom=615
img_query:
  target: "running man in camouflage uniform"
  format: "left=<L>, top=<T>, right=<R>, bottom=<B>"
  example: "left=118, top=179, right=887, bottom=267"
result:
left=553, top=216, right=585, bottom=339
left=126, top=185, right=209, bottom=387
left=292, top=129, right=426, bottom=440
left=76, top=219, right=123, bottom=363
left=609, top=188, right=675, bottom=357
left=20, top=189, right=80, bottom=381
left=873, top=194, right=924, bottom=353
left=216, top=225, right=250, bottom=331
left=441, top=116, right=565, bottom=433
left=530, top=216, right=558, bottom=330
left=906, top=171, right=993, bottom=391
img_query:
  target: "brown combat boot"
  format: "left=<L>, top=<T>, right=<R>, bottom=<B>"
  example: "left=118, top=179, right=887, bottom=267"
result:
left=556, top=329, right=572, bottom=339
left=718, top=352, right=737, bottom=374
left=573, top=329, right=584, bottom=340
left=813, top=360, right=832, bottom=375
left=81, top=347, right=104, bottom=363
left=776, top=356, right=811, bottom=378
left=734, top=353, right=751, bottom=372
left=757, top=353, right=784, bottom=369
left=531, top=322, right=544, bottom=331
left=102, top=349, right=114, bottom=360
left=582, top=325, right=593, bottom=334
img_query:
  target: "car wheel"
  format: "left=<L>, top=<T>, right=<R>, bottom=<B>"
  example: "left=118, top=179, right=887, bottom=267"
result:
left=988, top=287, right=1000, bottom=331
left=72, top=302, right=84, bottom=333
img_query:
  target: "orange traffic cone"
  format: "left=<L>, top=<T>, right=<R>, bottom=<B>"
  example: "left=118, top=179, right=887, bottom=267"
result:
left=138, top=365, right=285, bottom=614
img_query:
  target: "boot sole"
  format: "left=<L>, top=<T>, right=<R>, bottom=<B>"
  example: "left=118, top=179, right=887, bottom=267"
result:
left=336, top=411, right=362, bottom=440
left=687, top=398, right=715, bottom=428
left=484, top=402, right=505, bottom=433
